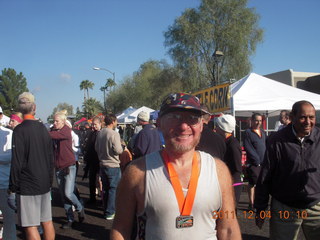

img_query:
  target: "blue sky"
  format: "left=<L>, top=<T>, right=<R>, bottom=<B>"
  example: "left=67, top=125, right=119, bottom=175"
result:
left=1, top=0, right=319, bottom=121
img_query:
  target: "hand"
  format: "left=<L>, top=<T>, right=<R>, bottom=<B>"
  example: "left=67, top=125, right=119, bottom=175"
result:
left=7, top=192, right=17, bottom=211
left=255, top=210, right=265, bottom=229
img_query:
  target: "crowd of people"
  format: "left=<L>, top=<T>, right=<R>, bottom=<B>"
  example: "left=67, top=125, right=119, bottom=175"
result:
left=0, top=91, right=319, bottom=240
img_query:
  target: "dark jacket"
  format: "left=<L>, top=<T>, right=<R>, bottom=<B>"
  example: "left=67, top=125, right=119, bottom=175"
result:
left=243, top=128, right=266, bottom=166
left=9, top=120, right=54, bottom=195
left=133, top=124, right=162, bottom=159
left=49, top=125, right=76, bottom=170
left=224, top=135, right=242, bottom=183
left=84, top=130, right=100, bottom=168
left=196, top=124, right=226, bottom=160
left=255, top=124, right=320, bottom=209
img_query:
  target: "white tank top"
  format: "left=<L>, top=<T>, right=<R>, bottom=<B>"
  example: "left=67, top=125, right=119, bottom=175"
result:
left=136, top=151, right=222, bottom=240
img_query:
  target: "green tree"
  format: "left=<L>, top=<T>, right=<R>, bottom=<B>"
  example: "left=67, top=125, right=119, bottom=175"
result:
left=82, top=98, right=103, bottom=119
left=80, top=80, right=94, bottom=101
left=164, top=0, right=263, bottom=89
left=47, top=102, right=74, bottom=122
left=0, top=68, right=28, bottom=114
left=106, top=60, right=183, bottom=113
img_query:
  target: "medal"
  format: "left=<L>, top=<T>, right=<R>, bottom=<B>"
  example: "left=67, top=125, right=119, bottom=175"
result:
left=162, top=150, right=199, bottom=229
left=176, top=215, right=194, bottom=228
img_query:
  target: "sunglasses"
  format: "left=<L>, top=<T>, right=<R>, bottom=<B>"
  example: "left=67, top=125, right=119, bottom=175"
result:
left=164, top=113, right=202, bottom=126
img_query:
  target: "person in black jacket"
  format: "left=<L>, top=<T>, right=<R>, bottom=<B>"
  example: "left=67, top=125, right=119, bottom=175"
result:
left=243, top=113, right=266, bottom=210
left=84, top=116, right=102, bottom=204
left=255, top=101, right=320, bottom=239
left=215, top=114, right=242, bottom=206
left=196, top=105, right=226, bottom=160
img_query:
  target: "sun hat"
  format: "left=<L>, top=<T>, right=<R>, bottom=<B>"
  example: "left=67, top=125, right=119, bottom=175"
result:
left=159, top=93, right=209, bottom=117
left=215, top=114, right=236, bottom=133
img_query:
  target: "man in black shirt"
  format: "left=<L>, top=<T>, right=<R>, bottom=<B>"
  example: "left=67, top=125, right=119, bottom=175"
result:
left=255, top=100, right=320, bottom=239
left=8, top=92, right=55, bottom=240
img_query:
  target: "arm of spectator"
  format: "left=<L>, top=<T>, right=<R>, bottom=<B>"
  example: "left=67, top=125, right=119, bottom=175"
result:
left=113, top=132, right=123, bottom=155
left=8, top=132, right=24, bottom=193
left=215, top=158, right=242, bottom=240
left=49, top=126, right=70, bottom=140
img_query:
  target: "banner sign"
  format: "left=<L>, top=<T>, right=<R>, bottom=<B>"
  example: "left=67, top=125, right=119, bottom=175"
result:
left=193, top=83, right=231, bottom=113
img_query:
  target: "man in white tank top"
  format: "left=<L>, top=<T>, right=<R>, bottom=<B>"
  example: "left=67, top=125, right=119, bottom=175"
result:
left=111, top=93, right=241, bottom=240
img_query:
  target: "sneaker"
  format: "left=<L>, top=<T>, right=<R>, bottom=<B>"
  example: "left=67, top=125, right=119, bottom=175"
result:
left=105, top=214, right=115, bottom=220
left=78, top=208, right=86, bottom=223
left=61, top=221, right=73, bottom=229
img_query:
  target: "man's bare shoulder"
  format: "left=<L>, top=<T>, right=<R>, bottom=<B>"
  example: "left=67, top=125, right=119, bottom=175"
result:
left=122, top=157, right=146, bottom=184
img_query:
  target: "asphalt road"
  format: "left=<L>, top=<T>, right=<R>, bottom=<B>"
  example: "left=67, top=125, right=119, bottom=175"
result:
left=6, top=165, right=305, bottom=240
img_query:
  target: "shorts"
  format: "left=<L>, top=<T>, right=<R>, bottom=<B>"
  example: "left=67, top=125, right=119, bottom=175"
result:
left=246, top=165, right=261, bottom=186
left=17, top=191, right=52, bottom=227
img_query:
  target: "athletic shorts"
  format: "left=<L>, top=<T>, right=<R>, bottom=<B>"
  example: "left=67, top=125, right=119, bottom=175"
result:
left=17, top=191, right=52, bottom=227
left=246, top=165, right=261, bottom=186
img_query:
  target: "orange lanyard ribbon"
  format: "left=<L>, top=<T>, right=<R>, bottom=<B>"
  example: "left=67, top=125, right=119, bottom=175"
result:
left=162, top=150, right=199, bottom=216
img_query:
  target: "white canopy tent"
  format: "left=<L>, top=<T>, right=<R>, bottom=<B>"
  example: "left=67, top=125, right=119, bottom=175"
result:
left=227, top=73, right=320, bottom=138
left=230, top=73, right=320, bottom=117
left=117, top=106, right=155, bottom=124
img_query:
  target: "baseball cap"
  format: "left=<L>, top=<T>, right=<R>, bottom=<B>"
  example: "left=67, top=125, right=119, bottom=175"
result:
left=18, top=92, right=35, bottom=104
left=159, top=93, right=209, bottom=117
left=215, top=114, right=236, bottom=133
left=137, top=111, right=150, bottom=122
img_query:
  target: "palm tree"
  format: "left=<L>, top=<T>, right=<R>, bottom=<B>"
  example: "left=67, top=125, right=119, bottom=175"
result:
left=106, top=78, right=116, bottom=90
left=82, top=98, right=103, bottom=119
left=80, top=80, right=95, bottom=102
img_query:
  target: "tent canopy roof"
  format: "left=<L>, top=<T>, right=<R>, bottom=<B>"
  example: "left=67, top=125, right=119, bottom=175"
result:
left=230, top=73, right=320, bottom=117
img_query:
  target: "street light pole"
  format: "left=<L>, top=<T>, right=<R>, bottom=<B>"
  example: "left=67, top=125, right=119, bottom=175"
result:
left=93, top=67, right=116, bottom=113
left=93, top=67, right=115, bottom=84
left=212, top=50, right=224, bottom=86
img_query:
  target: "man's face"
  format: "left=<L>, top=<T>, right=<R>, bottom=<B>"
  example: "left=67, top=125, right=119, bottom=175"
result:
left=92, top=119, right=102, bottom=131
left=159, top=110, right=203, bottom=154
left=53, top=116, right=65, bottom=130
left=113, top=120, right=118, bottom=130
left=279, top=112, right=289, bottom=125
left=251, top=115, right=262, bottom=129
left=292, top=104, right=316, bottom=137
left=0, top=112, right=3, bottom=120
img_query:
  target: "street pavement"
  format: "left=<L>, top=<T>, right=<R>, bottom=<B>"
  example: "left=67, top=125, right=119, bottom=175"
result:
left=7, top=166, right=305, bottom=239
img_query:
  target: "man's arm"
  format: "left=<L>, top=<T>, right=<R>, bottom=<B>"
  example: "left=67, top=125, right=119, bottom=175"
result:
left=110, top=159, right=145, bottom=240
left=215, top=159, right=242, bottom=240
left=9, top=132, right=24, bottom=193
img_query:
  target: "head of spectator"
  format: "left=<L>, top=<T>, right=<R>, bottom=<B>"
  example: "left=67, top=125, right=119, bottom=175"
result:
left=279, top=110, right=291, bottom=126
left=17, top=92, right=36, bottom=115
left=251, top=113, right=262, bottom=130
left=92, top=116, right=102, bottom=131
left=9, top=112, right=23, bottom=129
left=290, top=100, right=316, bottom=138
left=158, top=93, right=208, bottom=154
left=200, top=104, right=211, bottom=125
left=104, top=113, right=118, bottom=130
left=215, top=114, right=236, bottom=138
left=53, top=110, right=67, bottom=130
left=137, top=111, right=150, bottom=126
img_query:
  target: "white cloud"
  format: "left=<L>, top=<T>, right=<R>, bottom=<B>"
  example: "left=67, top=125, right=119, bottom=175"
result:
left=31, top=86, right=41, bottom=94
left=60, top=73, right=72, bottom=83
